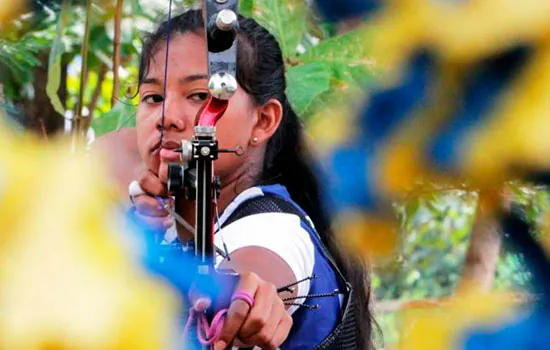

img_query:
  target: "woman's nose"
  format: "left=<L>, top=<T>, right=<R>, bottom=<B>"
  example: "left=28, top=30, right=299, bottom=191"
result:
left=156, top=96, right=189, bottom=133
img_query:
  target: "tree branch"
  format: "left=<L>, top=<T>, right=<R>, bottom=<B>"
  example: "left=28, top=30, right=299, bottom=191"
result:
left=84, top=64, right=108, bottom=131
left=458, top=193, right=505, bottom=292
left=72, top=0, right=93, bottom=149
left=112, top=0, right=124, bottom=108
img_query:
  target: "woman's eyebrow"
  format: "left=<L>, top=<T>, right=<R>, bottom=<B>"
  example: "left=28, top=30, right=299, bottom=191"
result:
left=180, top=74, right=208, bottom=83
left=142, top=77, right=160, bottom=85
left=141, top=74, right=207, bottom=86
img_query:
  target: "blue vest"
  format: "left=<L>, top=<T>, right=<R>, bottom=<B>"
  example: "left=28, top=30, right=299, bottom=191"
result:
left=229, top=185, right=345, bottom=349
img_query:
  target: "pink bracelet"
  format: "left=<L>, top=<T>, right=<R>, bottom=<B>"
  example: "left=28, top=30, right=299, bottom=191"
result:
left=231, top=290, right=255, bottom=307
left=184, top=290, right=255, bottom=346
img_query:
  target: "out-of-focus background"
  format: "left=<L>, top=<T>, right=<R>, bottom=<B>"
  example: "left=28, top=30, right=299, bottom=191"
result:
left=2, top=0, right=549, bottom=348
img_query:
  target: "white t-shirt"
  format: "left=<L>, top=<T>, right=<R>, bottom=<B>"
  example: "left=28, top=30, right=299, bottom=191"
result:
left=213, top=187, right=316, bottom=314
left=163, top=186, right=316, bottom=314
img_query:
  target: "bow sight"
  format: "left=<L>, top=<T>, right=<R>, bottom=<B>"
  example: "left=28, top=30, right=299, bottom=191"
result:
left=166, top=1, right=239, bottom=347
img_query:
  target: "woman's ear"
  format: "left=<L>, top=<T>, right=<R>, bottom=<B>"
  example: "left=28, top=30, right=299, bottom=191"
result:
left=250, top=98, right=283, bottom=145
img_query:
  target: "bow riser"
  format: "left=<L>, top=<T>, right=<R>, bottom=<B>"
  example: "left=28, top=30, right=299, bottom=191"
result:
left=167, top=1, right=240, bottom=348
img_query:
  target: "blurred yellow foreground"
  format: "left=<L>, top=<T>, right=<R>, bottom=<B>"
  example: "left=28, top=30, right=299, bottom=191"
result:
left=0, top=121, right=180, bottom=349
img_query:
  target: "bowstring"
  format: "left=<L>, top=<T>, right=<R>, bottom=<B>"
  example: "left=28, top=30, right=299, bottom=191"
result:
left=157, top=0, right=174, bottom=239
left=159, top=0, right=174, bottom=147
left=159, top=1, right=229, bottom=263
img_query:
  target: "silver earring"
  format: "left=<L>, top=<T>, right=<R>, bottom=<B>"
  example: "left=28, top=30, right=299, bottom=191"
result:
left=252, top=137, right=259, bottom=143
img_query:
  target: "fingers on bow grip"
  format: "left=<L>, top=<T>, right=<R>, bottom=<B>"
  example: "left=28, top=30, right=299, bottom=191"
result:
left=214, top=272, right=259, bottom=349
left=238, top=281, right=290, bottom=349
left=216, top=273, right=292, bottom=350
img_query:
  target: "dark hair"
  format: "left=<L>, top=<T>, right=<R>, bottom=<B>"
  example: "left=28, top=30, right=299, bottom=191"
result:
left=139, top=9, right=375, bottom=349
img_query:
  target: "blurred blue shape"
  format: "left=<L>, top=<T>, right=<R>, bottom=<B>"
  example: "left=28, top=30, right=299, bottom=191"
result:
left=127, top=215, right=228, bottom=303
left=360, top=51, right=435, bottom=145
left=427, top=47, right=531, bottom=172
left=314, top=0, right=379, bottom=22
left=463, top=308, right=550, bottom=350
left=326, top=142, right=377, bottom=212
left=323, top=52, right=435, bottom=215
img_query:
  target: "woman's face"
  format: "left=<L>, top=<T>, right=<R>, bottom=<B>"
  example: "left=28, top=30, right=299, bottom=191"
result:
left=136, top=33, right=258, bottom=183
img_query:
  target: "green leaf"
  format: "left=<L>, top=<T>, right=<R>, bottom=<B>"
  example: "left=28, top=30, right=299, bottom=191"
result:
left=46, top=0, right=72, bottom=117
left=252, top=0, right=307, bottom=59
left=301, top=27, right=374, bottom=85
left=0, top=33, right=48, bottom=91
left=286, top=62, right=331, bottom=117
left=92, top=101, right=136, bottom=137
left=240, top=0, right=255, bottom=18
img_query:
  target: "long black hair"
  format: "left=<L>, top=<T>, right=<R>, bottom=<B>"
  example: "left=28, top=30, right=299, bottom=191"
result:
left=138, top=9, right=375, bottom=349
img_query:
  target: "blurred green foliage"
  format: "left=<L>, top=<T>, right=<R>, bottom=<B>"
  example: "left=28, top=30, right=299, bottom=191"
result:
left=373, top=183, right=549, bottom=346
left=0, top=5, right=58, bottom=101
left=375, top=188, right=478, bottom=302
left=0, top=0, right=373, bottom=133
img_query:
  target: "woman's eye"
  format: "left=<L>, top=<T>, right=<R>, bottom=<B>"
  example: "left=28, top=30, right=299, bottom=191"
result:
left=143, top=94, right=164, bottom=104
left=189, top=92, right=209, bottom=102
